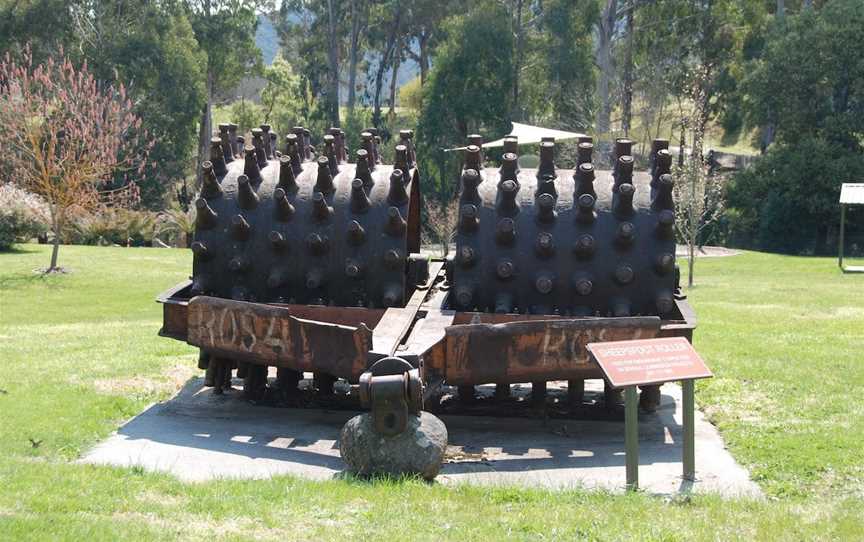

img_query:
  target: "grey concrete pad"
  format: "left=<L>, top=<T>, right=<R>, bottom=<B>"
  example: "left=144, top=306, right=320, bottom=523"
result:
left=83, top=378, right=761, bottom=497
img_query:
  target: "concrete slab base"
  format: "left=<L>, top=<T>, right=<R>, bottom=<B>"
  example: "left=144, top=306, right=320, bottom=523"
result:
left=83, top=377, right=761, bottom=497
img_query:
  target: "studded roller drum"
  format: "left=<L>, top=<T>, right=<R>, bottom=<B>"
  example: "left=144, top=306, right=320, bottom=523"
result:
left=190, top=124, right=420, bottom=308
left=451, top=136, right=676, bottom=318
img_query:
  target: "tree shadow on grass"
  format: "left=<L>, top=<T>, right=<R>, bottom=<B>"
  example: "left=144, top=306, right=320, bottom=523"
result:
left=0, top=269, right=70, bottom=291
left=0, top=245, right=42, bottom=255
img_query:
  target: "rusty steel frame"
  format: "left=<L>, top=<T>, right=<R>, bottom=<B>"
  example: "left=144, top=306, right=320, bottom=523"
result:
left=157, top=257, right=697, bottom=391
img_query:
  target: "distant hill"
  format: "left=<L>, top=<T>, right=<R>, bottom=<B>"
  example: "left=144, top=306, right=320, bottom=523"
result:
left=256, top=14, right=278, bottom=66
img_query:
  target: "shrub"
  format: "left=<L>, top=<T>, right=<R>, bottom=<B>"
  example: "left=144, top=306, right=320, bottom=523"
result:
left=0, top=183, right=49, bottom=250
left=69, top=208, right=158, bottom=247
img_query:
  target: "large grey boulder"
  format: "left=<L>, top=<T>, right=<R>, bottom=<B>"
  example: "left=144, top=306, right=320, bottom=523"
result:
left=339, top=412, right=448, bottom=480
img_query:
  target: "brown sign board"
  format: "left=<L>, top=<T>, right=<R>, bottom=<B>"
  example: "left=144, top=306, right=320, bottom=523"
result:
left=586, top=337, right=712, bottom=389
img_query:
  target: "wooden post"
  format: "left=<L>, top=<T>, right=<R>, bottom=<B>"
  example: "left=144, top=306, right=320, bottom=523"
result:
left=839, top=203, right=846, bottom=270
left=682, top=379, right=696, bottom=481
left=625, top=386, right=639, bottom=490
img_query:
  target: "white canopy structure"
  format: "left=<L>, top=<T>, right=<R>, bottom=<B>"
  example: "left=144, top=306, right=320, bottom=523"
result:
left=444, top=122, right=587, bottom=152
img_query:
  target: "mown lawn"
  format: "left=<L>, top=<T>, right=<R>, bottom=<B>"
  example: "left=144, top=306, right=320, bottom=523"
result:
left=0, top=244, right=862, bottom=541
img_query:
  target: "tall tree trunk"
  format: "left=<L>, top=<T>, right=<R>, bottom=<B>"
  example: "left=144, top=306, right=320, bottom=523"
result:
left=196, top=71, right=213, bottom=188
left=373, top=7, right=401, bottom=127
left=347, top=0, right=362, bottom=113
left=595, top=0, right=618, bottom=136
left=326, top=0, right=341, bottom=127
left=621, top=6, right=634, bottom=136
left=512, top=0, right=524, bottom=117
left=388, top=40, right=401, bottom=116
left=48, top=207, right=60, bottom=272
left=418, top=31, right=429, bottom=84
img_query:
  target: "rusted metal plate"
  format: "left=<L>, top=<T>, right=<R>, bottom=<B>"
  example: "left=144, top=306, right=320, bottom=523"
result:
left=444, top=317, right=661, bottom=385
left=187, top=296, right=372, bottom=379
left=587, top=336, right=712, bottom=388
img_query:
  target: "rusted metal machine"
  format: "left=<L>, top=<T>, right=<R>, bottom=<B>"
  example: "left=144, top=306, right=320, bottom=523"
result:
left=158, top=125, right=696, bottom=469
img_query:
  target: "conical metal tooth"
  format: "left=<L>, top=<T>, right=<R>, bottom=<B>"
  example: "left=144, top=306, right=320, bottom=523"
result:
left=535, top=231, right=555, bottom=258
left=573, top=233, right=595, bottom=259
left=497, top=179, right=519, bottom=216
left=226, top=123, right=239, bottom=156
left=251, top=128, right=268, bottom=169
left=270, top=132, right=278, bottom=158
left=386, top=206, right=407, bottom=236
left=613, top=155, right=634, bottom=192
left=535, top=175, right=557, bottom=199
left=312, top=192, right=333, bottom=222
left=306, top=232, right=329, bottom=255
left=535, top=273, right=554, bottom=294
left=464, top=144, right=482, bottom=172
left=614, top=264, right=635, bottom=285
left=612, top=299, right=632, bottom=317
left=243, top=146, right=261, bottom=183
left=382, top=285, right=402, bottom=308
left=650, top=138, right=670, bottom=172
left=278, top=157, right=299, bottom=192
left=355, top=149, right=374, bottom=187
left=237, top=174, right=259, bottom=210
left=267, top=268, right=287, bottom=289
left=383, top=249, right=403, bottom=270
left=191, top=241, right=210, bottom=260
left=494, top=292, right=513, bottom=314
left=657, top=209, right=675, bottom=239
left=323, top=134, right=339, bottom=175
left=459, top=204, right=479, bottom=233
left=201, top=161, right=223, bottom=199
left=218, top=124, right=233, bottom=163
left=572, top=272, right=593, bottom=296
left=538, top=141, right=556, bottom=178
left=651, top=173, right=675, bottom=212
left=577, top=142, right=593, bottom=166
left=496, top=258, right=516, bottom=280
left=315, top=156, right=335, bottom=194
left=273, top=188, right=295, bottom=222
left=292, top=127, right=312, bottom=160
left=398, top=129, right=416, bottom=166
left=235, top=134, right=245, bottom=159
left=305, top=268, right=324, bottom=289
left=614, top=138, right=634, bottom=160
left=388, top=169, right=409, bottom=205
left=394, top=144, right=410, bottom=176
left=209, top=137, right=228, bottom=177
left=502, top=136, right=519, bottom=154
left=260, top=124, right=273, bottom=159
left=269, top=230, right=288, bottom=251
left=458, top=245, right=476, bottom=268
left=575, top=163, right=596, bottom=199
left=347, top=219, right=366, bottom=245
left=350, top=179, right=371, bottom=213
left=651, top=148, right=672, bottom=188
left=195, top=198, right=218, bottom=230
left=228, top=254, right=250, bottom=273
left=460, top=169, right=481, bottom=203
left=499, top=152, right=519, bottom=184
left=614, top=183, right=635, bottom=217
left=576, top=193, right=597, bottom=224
left=536, top=193, right=557, bottom=224
left=655, top=252, right=675, bottom=275
left=656, top=291, right=675, bottom=316
left=578, top=135, right=593, bottom=145
left=190, top=274, right=210, bottom=295
left=285, top=134, right=303, bottom=173
left=360, top=132, right=376, bottom=167
left=345, top=258, right=363, bottom=278
left=455, top=284, right=474, bottom=309
left=331, top=127, right=347, bottom=163
left=468, top=133, right=484, bottom=154
left=231, top=214, right=251, bottom=241
left=495, top=217, right=516, bottom=245
left=617, top=221, right=636, bottom=246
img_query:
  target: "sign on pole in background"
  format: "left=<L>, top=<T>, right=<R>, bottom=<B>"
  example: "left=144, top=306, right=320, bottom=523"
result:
left=587, top=337, right=712, bottom=389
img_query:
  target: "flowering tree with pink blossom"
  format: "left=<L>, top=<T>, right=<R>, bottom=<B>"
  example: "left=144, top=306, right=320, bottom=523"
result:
left=0, top=48, right=152, bottom=272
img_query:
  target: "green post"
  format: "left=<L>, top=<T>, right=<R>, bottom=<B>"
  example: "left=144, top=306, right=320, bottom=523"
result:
left=625, top=386, right=639, bottom=490
left=682, top=379, right=695, bottom=481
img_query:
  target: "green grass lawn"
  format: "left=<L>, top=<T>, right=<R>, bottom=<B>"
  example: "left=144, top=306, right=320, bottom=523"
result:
left=0, top=244, right=862, bottom=541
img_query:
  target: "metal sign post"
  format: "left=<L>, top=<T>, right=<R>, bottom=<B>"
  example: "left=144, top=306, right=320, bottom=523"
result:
left=588, top=337, right=713, bottom=491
